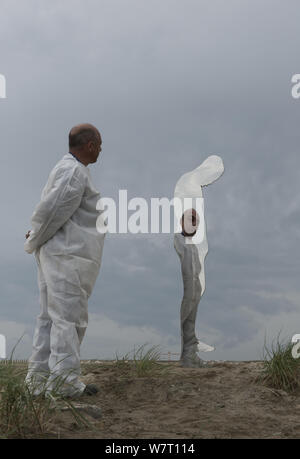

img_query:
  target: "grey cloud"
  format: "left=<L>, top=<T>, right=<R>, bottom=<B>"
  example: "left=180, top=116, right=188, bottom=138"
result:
left=0, top=0, right=299, bottom=360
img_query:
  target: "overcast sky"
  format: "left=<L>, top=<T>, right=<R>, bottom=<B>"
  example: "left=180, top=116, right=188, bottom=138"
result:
left=0, top=0, right=300, bottom=361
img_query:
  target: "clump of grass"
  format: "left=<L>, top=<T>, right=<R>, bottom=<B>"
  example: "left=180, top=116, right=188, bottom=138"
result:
left=115, top=344, right=168, bottom=377
left=260, top=333, right=300, bottom=392
left=133, top=344, right=163, bottom=377
left=0, top=363, right=92, bottom=438
left=0, top=363, right=53, bottom=438
left=0, top=335, right=93, bottom=439
left=114, top=350, right=131, bottom=371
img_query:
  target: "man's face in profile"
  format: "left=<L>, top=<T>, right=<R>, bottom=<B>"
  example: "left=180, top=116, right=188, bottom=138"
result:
left=89, top=135, right=102, bottom=163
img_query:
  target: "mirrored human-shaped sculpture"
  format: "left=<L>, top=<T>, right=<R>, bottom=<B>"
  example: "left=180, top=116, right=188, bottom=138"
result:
left=174, top=155, right=224, bottom=367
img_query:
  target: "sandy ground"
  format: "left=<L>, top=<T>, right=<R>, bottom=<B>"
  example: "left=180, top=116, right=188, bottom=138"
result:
left=45, top=360, right=300, bottom=439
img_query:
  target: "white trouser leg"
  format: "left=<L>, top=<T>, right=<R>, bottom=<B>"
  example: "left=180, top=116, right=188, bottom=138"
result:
left=25, top=251, right=52, bottom=394
left=40, top=248, right=88, bottom=397
left=27, top=247, right=89, bottom=397
left=46, top=295, right=87, bottom=397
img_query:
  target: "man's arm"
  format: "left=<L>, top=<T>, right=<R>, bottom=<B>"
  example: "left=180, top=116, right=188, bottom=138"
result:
left=24, top=165, right=86, bottom=254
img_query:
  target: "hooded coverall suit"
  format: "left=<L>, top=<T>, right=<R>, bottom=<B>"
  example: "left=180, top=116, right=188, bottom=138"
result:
left=24, top=153, right=105, bottom=397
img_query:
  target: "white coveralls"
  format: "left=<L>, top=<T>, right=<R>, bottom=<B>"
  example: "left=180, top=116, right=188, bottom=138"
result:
left=174, top=155, right=224, bottom=367
left=24, top=153, right=105, bottom=397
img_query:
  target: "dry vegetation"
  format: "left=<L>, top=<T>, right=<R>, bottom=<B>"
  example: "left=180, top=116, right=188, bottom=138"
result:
left=1, top=340, right=300, bottom=439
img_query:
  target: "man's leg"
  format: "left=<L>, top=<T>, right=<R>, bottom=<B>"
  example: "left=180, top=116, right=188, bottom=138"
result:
left=46, top=297, right=87, bottom=397
left=25, top=251, right=52, bottom=394
left=40, top=250, right=88, bottom=398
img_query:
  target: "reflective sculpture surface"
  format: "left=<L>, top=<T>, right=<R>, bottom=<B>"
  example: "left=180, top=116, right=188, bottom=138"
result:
left=174, top=155, right=224, bottom=367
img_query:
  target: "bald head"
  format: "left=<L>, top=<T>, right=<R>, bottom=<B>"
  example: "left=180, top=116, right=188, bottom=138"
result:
left=69, top=123, right=100, bottom=149
left=69, top=123, right=102, bottom=166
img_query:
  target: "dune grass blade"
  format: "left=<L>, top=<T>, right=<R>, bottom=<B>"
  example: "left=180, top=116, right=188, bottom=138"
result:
left=133, top=344, right=163, bottom=377
left=115, top=343, right=168, bottom=377
left=0, top=340, right=92, bottom=438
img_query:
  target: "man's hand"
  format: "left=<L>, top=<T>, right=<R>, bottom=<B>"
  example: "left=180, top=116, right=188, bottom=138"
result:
left=25, top=230, right=31, bottom=240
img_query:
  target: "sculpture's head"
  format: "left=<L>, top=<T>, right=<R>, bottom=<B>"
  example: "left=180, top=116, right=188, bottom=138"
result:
left=181, top=208, right=200, bottom=237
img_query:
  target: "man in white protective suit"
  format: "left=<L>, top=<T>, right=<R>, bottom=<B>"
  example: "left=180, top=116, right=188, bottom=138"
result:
left=174, top=155, right=224, bottom=368
left=24, top=123, right=105, bottom=398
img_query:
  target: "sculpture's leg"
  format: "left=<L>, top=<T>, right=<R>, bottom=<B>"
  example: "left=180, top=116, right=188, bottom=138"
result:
left=180, top=276, right=205, bottom=368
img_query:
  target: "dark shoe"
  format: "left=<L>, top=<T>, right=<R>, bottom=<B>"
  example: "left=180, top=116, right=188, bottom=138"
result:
left=83, top=384, right=99, bottom=396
